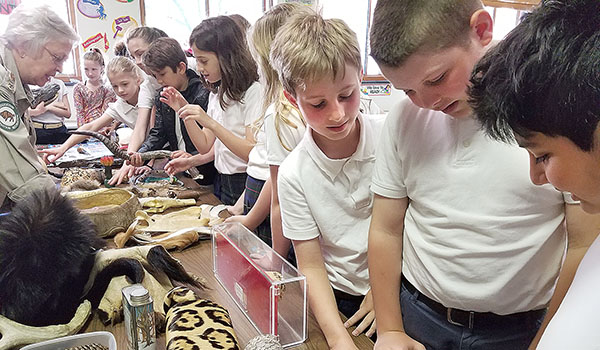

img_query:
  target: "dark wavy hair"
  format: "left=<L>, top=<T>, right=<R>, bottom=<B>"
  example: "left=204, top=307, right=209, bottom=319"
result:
left=469, top=0, right=600, bottom=151
left=189, top=16, right=258, bottom=110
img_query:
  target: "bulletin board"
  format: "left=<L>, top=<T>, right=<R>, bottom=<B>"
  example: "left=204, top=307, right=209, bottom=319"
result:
left=73, top=0, right=144, bottom=59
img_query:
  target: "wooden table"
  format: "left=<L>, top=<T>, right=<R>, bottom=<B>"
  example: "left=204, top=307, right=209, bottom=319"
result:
left=82, top=190, right=374, bottom=349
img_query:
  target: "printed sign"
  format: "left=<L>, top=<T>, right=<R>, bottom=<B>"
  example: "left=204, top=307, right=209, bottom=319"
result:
left=361, top=83, right=392, bottom=97
left=112, top=15, right=138, bottom=38
left=0, top=0, right=20, bottom=15
left=82, top=32, right=110, bottom=52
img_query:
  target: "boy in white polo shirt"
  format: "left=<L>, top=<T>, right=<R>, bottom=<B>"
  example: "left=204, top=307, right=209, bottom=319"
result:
left=270, top=14, right=384, bottom=349
left=367, top=1, right=600, bottom=350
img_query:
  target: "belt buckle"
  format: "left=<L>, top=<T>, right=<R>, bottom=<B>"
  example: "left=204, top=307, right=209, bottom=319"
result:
left=447, top=308, right=474, bottom=329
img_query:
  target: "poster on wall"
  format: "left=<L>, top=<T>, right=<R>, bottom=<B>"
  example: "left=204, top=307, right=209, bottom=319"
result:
left=74, top=0, right=142, bottom=58
left=0, top=0, right=21, bottom=15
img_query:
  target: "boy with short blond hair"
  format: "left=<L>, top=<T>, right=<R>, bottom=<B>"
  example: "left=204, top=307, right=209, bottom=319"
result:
left=136, top=37, right=215, bottom=185
left=270, top=13, right=384, bottom=349
left=367, top=0, right=599, bottom=349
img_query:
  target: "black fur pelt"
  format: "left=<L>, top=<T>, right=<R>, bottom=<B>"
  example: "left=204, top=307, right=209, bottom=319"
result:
left=0, top=188, right=143, bottom=326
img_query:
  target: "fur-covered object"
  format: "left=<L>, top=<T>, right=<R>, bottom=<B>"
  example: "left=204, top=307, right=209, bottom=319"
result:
left=0, top=188, right=143, bottom=327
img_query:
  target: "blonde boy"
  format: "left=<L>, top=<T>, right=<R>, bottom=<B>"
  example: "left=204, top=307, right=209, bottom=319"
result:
left=367, top=1, right=599, bottom=349
left=270, top=14, right=384, bottom=349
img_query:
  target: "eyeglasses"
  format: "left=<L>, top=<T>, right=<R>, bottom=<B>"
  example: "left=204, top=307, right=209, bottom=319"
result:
left=44, top=47, right=68, bottom=66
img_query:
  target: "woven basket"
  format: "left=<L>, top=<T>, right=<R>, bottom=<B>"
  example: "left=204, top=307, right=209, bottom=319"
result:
left=69, top=188, right=141, bottom=238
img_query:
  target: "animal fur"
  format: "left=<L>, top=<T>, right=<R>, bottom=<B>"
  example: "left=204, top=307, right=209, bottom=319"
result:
left=0, top=188, right=143, bottom=327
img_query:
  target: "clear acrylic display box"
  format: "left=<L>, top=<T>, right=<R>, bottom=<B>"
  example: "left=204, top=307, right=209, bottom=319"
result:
left=212, top=222, right=307, bottom=348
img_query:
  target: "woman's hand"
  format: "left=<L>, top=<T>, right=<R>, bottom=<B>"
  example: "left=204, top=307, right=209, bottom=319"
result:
left=39, top=147, right=65, bottom=164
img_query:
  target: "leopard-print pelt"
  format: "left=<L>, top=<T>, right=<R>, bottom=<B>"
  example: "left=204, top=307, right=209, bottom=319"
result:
left=164, top=286, right=240, bottom=350
left=60, top=168, right=104, bottom=189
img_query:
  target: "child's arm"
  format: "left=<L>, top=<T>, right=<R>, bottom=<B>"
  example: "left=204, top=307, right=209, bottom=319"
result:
left=368, top=195, right=425, bottom=350
left=163, top=146, right=215, bottom=176
left=102, top=87, right=117, bottom=113
left=72, top=84, right=85, bottom=124
left=294, top=238, right=359, bottom=350
left=160, top=87, right=216, bottom=154
left=225, top=177, right=272, bottom=231
left=127, top=107, right=152, bottom=154
left=40, top=113, right=115, bottom=164
left=43, top=94, right=71, bottom=118
left=269, top=165, right=292, bottom=258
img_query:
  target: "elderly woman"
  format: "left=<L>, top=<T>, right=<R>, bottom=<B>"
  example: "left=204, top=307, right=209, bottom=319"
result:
left=0, top=4, right=77, bottom=211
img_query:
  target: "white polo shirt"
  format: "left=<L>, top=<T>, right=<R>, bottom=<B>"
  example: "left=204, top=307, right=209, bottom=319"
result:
left=137, top=74, right=161, bottom=109
left=279, top=113, right=385, bottom=296
left=208, top=81, right=263, bottom=175
left=264, top=104, right=305, bottom=166
left=372, top=97, right=567, bottom=314
left=537, top=235, right=600, bottom=349
left=104, top=98, right=139, bottom=129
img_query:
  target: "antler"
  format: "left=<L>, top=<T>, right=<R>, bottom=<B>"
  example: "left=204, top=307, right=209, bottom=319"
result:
left=0, top=300, right=91, bottom=350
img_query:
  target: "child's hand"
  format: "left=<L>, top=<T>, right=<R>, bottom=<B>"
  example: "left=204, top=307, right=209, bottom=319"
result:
left=160, top=87, right=189, bottom=112
left=164, top=157, right=191, bottom=176
left=127, top=152, right=144, bottom=167
left=171, top=150, right=192, bottom=159
left=344, top=289, right=376, bottom=337
left=39, top=147, right=65, bottom=164
left=330, top=336, right=359, bottom=350
left=178, top=103, right=211, bottom=126
left=108, top=164, right=135, bottom=186
left=29, top=102, right=47, bottom=117
left=374, top=331, right=425, bottom=350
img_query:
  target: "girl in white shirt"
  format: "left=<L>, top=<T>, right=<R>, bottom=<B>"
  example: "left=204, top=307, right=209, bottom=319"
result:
left=160, top=16, right=262, bottom=206
left=42, top=56, right=150, bottom=183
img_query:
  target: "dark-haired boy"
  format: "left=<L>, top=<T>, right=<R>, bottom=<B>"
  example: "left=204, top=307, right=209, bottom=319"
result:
left=135, top=37, right=215, bottom=185
left=469, top=1, right=600, bottom=348
left=367, top=0, right=599, bottom=349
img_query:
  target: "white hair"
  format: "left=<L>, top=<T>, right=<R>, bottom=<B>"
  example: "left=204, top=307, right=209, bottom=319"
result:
left=0, top=4, right=78, bottom=55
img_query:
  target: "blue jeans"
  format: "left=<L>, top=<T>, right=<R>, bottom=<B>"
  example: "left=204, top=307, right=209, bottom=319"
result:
left=400, top=281, right=544, bottom=350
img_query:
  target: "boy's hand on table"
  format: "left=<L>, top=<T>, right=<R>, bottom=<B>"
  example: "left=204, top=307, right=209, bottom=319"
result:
left=344, top=289, right=377, bottom=337
left=374, top=331, right=425, bottom=350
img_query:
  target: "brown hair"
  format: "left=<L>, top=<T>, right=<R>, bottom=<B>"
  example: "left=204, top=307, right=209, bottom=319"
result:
left=142, top=37, right=187, bottom=73
left=189, top=16, right=258, bottom=110
left=370, top=0, right=483, bottom=67
left=126, top=26, right=168, bottom=46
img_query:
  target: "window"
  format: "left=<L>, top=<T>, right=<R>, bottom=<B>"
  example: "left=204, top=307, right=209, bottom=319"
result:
left=144, top=0, right=207, bottom=51
left=0, top=0, right=77, bottom=78
left=208, top=0, right=265, bottom=25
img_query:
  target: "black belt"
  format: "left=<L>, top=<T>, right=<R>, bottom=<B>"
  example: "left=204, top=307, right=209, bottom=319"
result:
left=402, top=278, right=546, bottom=329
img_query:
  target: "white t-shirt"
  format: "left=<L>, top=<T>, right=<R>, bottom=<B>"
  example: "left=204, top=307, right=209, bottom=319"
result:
left=137, top=74, right=161, bottom=109
left=31, top=77, right=67, bottom=124
left=371, top=97, right=568, bottom=314
left=264, top=104, right=305, bottom=166
left=279, top=113, right=385, bottom=296
left=104, top=98, right=139, bottom=129
left=537, top=235, right=600, bottom=349
left=208, top=81, right=263, bottom=175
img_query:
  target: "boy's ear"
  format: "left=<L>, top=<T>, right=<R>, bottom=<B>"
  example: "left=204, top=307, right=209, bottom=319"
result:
left=283, top=90, right=298, bottom=108
left=177, top=61, right=187, bottom=74
left=470, top=9, right=494, bottom=47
